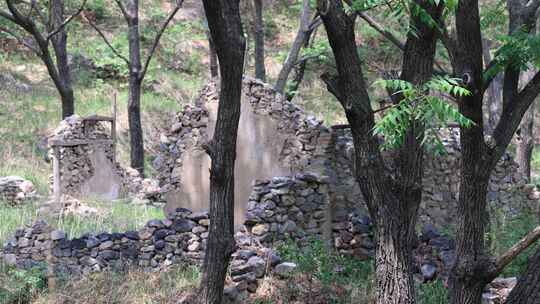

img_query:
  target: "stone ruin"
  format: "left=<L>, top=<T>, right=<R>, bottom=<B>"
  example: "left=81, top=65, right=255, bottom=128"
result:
left=0, top=176, right=37, bottom=205
left=2, top=77, right=540, bottom=302
left=46, top=115, right=161, bottom=206
left=155, top=76, right=540, bottom=231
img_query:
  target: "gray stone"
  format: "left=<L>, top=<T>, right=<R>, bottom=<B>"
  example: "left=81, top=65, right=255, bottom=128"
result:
left=51, top=230, right=66, bottom=241
left=274, top=262, right=297, bottom=277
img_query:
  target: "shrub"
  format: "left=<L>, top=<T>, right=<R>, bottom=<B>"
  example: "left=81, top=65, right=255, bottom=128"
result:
left=0, top=263, right=47, bottom=304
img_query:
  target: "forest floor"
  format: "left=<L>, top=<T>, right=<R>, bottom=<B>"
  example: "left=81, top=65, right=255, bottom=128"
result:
left=1, top=0, right=540, bottom=303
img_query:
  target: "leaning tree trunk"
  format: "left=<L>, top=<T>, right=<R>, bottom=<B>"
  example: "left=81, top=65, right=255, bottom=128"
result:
left=274, top=0, right=311, bottom=94
left=126, top=0, right=145, bottom=175
left=252, top=0, right=265, bottom=81
left=49, top=0, right=75, bottom=118
left=199, top=0, right=245, bottom=303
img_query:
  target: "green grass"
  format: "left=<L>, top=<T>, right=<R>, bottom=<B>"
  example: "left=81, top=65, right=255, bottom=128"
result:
left=0, top=200, right=164, bottom=244
left=418, top=280, right=448, bottom=304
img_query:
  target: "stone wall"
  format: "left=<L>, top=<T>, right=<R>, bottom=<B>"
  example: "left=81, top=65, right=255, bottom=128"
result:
left=49, top=115, right=161, bottom=204
left=329, top=127, right=539, bottom=228
left=0, top=176, right=37, bottom=205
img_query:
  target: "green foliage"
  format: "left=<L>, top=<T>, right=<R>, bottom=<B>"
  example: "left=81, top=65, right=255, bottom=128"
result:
left=0, top=263, right=47, bottom=304
left=84, top=35, right=129, bottom=79
left=485, top=30, right=540, bottom=81
left=418, top=280, right=448, bottom=304
left=86, top=0, right=107, bottom=20
left=373, top=76, right=473, bottom=153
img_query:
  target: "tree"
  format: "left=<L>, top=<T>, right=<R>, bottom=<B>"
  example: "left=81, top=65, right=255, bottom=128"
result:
left=515, top=69, right=536, bottom=181
left=0, top=0, right=85, bottom=118
left=440, top=0, right=540, bottom=302
left=505, top=247, right=540, bottom=303
left=252, top=0, right=266, bottom=81
left=275, top=0, right=314, bottom=94
left=89, top=0, right=182, bottom=175
left=316, top=0, right=443, bottom=303
left=199, top=0, right=245, bottom=303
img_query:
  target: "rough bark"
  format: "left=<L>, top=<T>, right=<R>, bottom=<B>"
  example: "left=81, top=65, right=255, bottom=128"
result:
left=252, top=0, right=265, bottom=81
left=516, top=69, right=537, bottom=181
left=505, top=248, right=540, bottom=304
left=275, top=0, right=311, bottom=94
left=448, top=0, right=540, bottom=303
left=199, top=0, right=245, bottom=303
left=317, top=1, right=441, bottom=303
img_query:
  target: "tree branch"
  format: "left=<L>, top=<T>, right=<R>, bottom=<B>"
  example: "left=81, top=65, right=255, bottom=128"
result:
left=489, top=225, right=540, bottom=279
left=140, top=0, right=183, bottom=80
left=320, top=72, right=343, bottom=102
left=86, top=18, right=130, bottom=65
left=0, top=26, right=40, bottom=54
left=0, top=9, right=17, bottom=23
left=46, top=0, right=87, bottom=42
left=358, top=12, right=405, bottom=50
left=113, top=0, right=129, bottom=21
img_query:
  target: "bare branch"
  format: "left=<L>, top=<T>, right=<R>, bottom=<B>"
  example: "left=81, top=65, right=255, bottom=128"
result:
left=46, top=0, right=87, bottom=42
left=113, top=0, right=129, bottom=21
left=86, top=18, right=130, bottom=65
left=0, top=9, right=17, bottom=23
left=489, top=225, right=540, bottom=279
left=358, top=12, right=405, bottom=51
left=140, top=0, right=184, bottom=80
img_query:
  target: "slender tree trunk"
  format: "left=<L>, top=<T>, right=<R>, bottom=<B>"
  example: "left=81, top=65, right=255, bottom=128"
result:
left=126, top=0, right=145, bottom=175
left=199, top=0, right=245, bottom=303
left=207, top=29, right=219, bottom=79
left=252, top=0, right=265, bottom=81
left=505, top=248, right=540, bottom=303
left=49, top=0, right=75, bottom=118
left=516, top=69, right=536, bottom=181
left=275, top=0, right=311, bottom=94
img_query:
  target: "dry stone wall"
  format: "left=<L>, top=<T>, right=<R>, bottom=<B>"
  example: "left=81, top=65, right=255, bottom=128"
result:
left=0, top=176, right=37, bottom=205
left=49, top=115, right=162, bottom=204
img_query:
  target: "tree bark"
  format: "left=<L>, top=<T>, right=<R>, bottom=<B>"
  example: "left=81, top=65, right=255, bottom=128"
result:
left=199, top=0, right=245, bottom=303
left=316, top=1, right=441, bottom=303
left=124, top=0, right=145, bottom=175
left=275, top=0, right=311, bottom=94
left=49, top=0, right=75, bottom=118
left=448, top=0, right=540, bottom=303
left=482, top=39, right=503, bottom=135
left=252, top=0, right=265, bottom=81
left=516, top=70, right=536, bottom=181
left=505, top=248, right=540, bottom=304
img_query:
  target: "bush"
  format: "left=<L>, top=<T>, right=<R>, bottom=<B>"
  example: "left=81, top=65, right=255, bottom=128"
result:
left=418, top=280, right=448, bottom=304
left=0, top=263, right=47, bottom=304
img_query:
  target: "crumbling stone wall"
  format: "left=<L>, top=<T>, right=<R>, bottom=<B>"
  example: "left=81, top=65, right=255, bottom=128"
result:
left=49, top=115, right=161, bottom=204
left=0, top=176, right=37, bottom=205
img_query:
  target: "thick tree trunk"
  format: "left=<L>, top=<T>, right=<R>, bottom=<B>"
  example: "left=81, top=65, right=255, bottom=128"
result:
left=317, top=1, right=440, bottom=303
left=126, top=0, right=145, bottom=175
left=199, top=0, right=245, bottom=303
left=505, top=248, right=540, bottom=303
left=275, top=0, right=311, bottom=94
left=252, top=0, right=265, bottom=81
left=49, top=0, right=75, bottom=118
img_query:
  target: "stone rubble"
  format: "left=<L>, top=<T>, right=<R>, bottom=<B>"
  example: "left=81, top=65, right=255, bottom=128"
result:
left=0, top=176, right=37, bottom=205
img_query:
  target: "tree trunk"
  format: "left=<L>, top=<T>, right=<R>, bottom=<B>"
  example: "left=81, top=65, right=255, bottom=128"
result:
left=252, top=0, right=265, bottom=81
left=516, top=69, right=536, bottom=181
left=199, top=0, right=245, bottom=303
left=207, top=29, right=219, bottom=79
left=316, top=1, right=441, bottom=303
left=482, top=39, right=503, bottom=135
left=274, top=0, right=311, bottom=94
left=126, top=0, right=145, bottom=175
left=49, top=0, right=75, bottom=118
left=505, top=248, right=540, bottom=303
